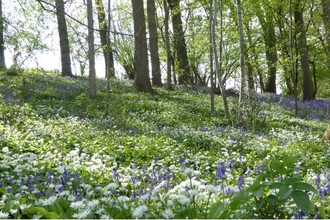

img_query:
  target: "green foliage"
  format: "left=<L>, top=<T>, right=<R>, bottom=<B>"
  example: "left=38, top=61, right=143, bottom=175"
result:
left=0, top=71, right=329, bottom=219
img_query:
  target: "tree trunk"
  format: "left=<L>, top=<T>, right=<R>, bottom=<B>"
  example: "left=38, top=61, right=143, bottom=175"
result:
left=321, top=0, right=330, bottom=61
left=55, top=0, right=73, bottom=77
left=294, top=1, right=313, bottom=101
left=147, top=0, right=162, bottom=87
left=131, top=0, right=153, bottom=93
left=212, top=0, right=230, bottom=124
left=264, top=23, right=277, bottom=93
left=0, top=0, right=5, bottom=69
left=237, top=0, right=246, bottom=123
left=163, top=0, right=172, bottom=90
left=95, top=0, right=114, bottom=78
left=167, top=0, right=191, bottom=85
left=87, top=0, right=96, bottom=97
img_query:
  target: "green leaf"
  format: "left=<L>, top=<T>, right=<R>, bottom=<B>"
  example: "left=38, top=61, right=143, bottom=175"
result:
left=278, top=185, right=293, bottom=200
left=266, top=194, right=277, bottom=203
left=284, top=177, right=302, bottom=185
left=269, top=182, right=285, bottom=189
left=283, top=154, right=298, bottom=168
left=28, top=206, right=48, bottom=215
left=0, top=187, right=7, bottom=195
left=208, top=200, right=224, bottom=219
left=292, top=182, right=317, bottom=192
left=252, top=186, right=264, bottom=198
left=43, top=212, right=60, bottom=219
left=291, top=190, right=310, bottom=213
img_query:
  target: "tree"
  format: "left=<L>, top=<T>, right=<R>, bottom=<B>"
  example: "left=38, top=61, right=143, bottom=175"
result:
left=95, top=0, right=114, bottom=78
left=131, top=0, right=153, bottom=93
left=0, top=0, right=5, bottom=69
left=255, top=1, right=278, bottom=93
left=55, top=0, right=73, bottom=77
left=321, top=0, right=330, bottom=63
left=294, top=0, right=313, bottom=101
left=212, top=0, right=230, bottom=124
left=237, top=0, right=246, bottom=123
left=87, top=0, right=96, bottom=97
left=167, top=0, right=191, bottom=85
left=147, top=0, right=162, bottom=87
left=163, top=0, right=172, bottom=90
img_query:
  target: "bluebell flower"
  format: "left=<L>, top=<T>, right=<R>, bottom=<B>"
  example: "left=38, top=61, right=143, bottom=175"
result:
left=112, top=168, right=120, bottom=181
left=131, top=174, right=138, bottom=185
left=216, top=162, right=226, bottom=180
left=254, top=166, right=260, bottom=175
left=6, top=187, right=11, bottom=194
left=180, top=158, right=186, bottom=168
left=315, top=175, right=321, bottom=188
left=237, top=176, right=244, bottom=191
left=61, top=177, right=67, bottom=187
left=224, top=187, right=231, bottom=196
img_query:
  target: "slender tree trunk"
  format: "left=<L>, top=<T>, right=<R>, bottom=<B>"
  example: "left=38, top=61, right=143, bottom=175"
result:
left=237, top=0, right=246, bottom=123
left=55, top=0, right=73, bottom=77
left=212, top=0, right=230, bottom=124
left=209, top=0, right=214, bottom=113
left=87, top=0, right=96, bottom=97
left=243, top=29, right=254, bottom=92
left=104, top=0, right=112, bottom=117
left=294, top=1, right=313, bottom=101
left=95, top=0, right=115, bottom=78
left=0, top=0, right=5, bottom=69
left=290, top=0, right=298, bottom=116
left=167, top=0, right=191, bottom=84
left=164, top=0, right=172, bottom=90
left=321, top=0, right=330, bottom=61
left=264, top=23, right=277, bottom=93
left=147, top=0, right=162, bottom=87
left=131, top=0, right=153, bottom=93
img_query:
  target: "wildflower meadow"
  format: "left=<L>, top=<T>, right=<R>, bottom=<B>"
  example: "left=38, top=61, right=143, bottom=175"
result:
left=0, top=70, right=330, bottom=219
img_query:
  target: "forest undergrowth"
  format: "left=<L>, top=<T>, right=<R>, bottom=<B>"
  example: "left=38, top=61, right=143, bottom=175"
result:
left=0, top=70, right=329, bottom=219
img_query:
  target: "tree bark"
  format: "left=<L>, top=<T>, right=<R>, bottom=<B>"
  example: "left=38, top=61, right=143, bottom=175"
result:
left=147, top=0, right=162, bottom=87
left=163, top=0, right=172, bottom=90
left=264, top=23, right=277, bottom=93
left=167, top=0, right=191, bottom=85
left=131, top=0, right=153, bottom=93
left=212, top=0, right=230, bottom=124
left=87, top=0, right=96, bottom=97
left=321, top=0, right=330, bottom=60
left=237, top=0, right=246, bottom=123
left=55, top=0, right=73, bottom=77
left=0, top=0, right=5, bottom=69
left=95, top=0, right=114, bottom=78
left=294, top=1, right=313, bottom=101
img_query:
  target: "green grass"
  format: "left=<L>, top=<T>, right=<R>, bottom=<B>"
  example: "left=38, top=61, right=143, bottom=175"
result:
left=0, top=70, right=329, bottom=219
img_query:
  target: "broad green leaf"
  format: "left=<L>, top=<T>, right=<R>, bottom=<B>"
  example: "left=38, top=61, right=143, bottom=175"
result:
left=283, top=154, right=298, bottom=168
left=28, top=206, right=48, bottom=215
left=266, top=194, right=277, bottom=203
left=208, top=200, right=224, bottom=219
left=0, top=187, right=7, bottom=195
left=269, top=182, right=285, bottom=189
left=261, top=181, right=272, bottom=186
left=278, top=185, right=293, bottom=200
left=292, top=182, right=317, bottom=192
left=44, top=212, right=60, bottom=219
left=291, top=190, right=310, bottom=213
left=256, top=198, right=265, bottom=211
left=252, top=186, right=264, bottom=198
left=284, top=177, right=302, bottom=185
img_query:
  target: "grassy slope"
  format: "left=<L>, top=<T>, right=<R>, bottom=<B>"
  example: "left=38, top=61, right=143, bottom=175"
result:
left=0, top=70, right=330, bottom=218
